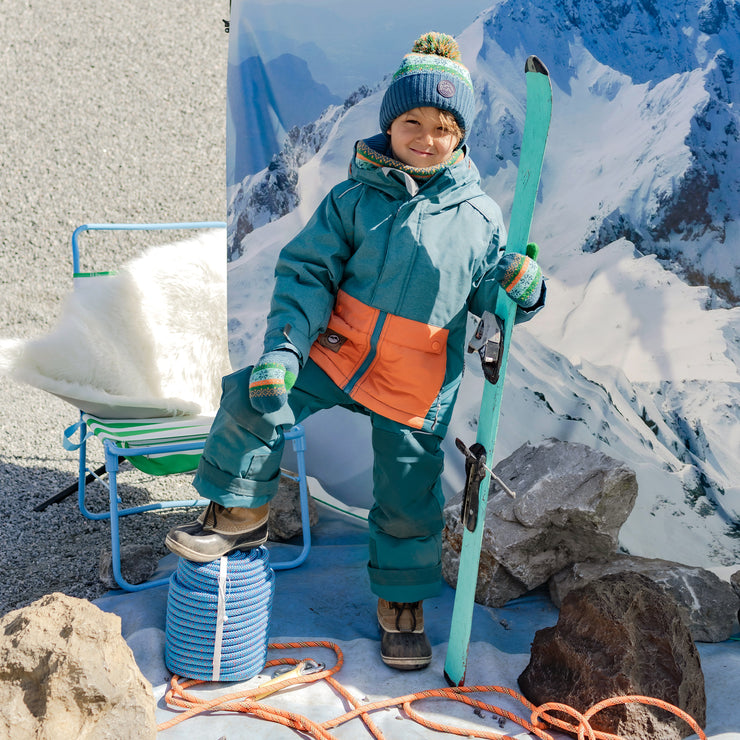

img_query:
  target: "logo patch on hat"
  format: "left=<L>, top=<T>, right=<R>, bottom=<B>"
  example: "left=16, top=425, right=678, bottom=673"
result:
left=437, top=80, right=456, bottom=98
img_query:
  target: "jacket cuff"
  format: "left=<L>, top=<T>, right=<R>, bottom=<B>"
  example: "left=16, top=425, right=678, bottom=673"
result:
left=515, top=280, right=547, bottom=322
left=263, top=326, right=311, bottom=366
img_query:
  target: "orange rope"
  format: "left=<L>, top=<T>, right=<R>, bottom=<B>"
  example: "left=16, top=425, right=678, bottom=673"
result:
left=156, top=641, right=707, bottom=740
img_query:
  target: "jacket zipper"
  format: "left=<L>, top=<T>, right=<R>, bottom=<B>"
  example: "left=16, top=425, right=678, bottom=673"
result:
left=344, top=311, right=387, bottom=395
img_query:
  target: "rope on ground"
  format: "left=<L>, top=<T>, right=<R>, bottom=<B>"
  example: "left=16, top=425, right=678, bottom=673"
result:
left=156, top=640, right=707, bottom=739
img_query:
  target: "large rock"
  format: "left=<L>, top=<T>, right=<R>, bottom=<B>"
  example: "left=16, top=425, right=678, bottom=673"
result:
left=0, top=592, right=156, bottom=740
left=550, top=555, right=740, bottom=642
left=519, top=572, right=706, bottom=740
left=442, top=439, right=638, bottom=606
left=731, top=569, right=740, bottom=599
left=732, top=569, right=740, bottom=625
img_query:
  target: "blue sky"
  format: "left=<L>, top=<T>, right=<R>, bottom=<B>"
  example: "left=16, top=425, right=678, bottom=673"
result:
left=230, top=0, right=495, bottom=95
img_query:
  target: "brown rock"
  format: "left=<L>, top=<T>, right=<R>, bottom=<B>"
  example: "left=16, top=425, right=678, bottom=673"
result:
left=519, top=572, right=706, bottom=740
left=268, top=470, right=318, bottom=541
left=0, top=592, right=156, bottom=740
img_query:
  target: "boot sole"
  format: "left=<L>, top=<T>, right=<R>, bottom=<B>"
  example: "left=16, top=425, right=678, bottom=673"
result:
left=378, top=619, right=432, bottom=671
left=380, top=653, right=432, bottom=670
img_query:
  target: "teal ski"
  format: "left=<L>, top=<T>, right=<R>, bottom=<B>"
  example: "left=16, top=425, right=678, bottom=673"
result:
left=444, top=56, right=552, bottom=687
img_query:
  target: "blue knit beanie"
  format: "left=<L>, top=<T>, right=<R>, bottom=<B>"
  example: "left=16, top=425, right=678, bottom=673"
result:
left=379, top=32, right=475, bottom=147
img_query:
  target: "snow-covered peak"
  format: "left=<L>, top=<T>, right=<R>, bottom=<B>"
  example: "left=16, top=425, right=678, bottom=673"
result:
left=461, top=0, right=740, bottom=303
left=476, top=0, right=740, bottom=84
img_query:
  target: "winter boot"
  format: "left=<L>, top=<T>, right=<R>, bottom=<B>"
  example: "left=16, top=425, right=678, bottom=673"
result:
left=165, top=502, right=269, bottom=563
left=377, top=598, right=432, bottom=670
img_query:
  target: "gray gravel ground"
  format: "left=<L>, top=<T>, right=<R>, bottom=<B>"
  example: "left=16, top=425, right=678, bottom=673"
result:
left=0, top=1, right=229, bottom=615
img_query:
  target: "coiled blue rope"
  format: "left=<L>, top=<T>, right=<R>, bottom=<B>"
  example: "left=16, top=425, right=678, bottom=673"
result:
left=165, top=547, right=274, bottom=681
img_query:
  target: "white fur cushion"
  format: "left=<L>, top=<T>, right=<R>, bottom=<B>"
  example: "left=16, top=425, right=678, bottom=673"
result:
left=0, top=230, right=230, bottom=417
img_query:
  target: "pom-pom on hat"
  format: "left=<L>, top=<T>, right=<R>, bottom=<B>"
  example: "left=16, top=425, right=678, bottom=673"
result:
left=380, top=32, right=475, bottom=147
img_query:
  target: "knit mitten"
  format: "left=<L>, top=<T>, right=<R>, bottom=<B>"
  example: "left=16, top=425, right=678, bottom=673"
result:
left=248, top=349, right=300, bottom=413
left=493, top=243, right=543, bottom=308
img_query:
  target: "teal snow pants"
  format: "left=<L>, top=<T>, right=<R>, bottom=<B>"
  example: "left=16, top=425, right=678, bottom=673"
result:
left=193, top=359, right=446, bottom=603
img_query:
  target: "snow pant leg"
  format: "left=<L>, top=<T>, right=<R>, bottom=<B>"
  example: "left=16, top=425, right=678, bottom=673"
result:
left=193, top=360, right=350, bottom=508
left=366, top=416, right=446, bottom=603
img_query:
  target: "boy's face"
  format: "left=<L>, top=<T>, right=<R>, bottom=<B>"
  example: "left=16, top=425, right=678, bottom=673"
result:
left=387, top=107, right=459, bottom=168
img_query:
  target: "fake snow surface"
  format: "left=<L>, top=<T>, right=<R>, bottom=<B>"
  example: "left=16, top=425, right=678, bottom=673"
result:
left=96, top=503, right=740, bottom=739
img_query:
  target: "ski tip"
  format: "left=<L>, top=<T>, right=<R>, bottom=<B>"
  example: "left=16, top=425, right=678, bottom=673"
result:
left=444, top=668, right=466, bottom=687
left=525, top=55, right=549, bottom=76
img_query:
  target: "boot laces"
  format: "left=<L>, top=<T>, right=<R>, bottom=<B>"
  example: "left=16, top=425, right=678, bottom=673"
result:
left=389, top=601, right=420, bottom=632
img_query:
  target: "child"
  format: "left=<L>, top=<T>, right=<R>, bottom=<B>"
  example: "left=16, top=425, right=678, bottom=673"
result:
left=166, top=32, right=545, bottom=670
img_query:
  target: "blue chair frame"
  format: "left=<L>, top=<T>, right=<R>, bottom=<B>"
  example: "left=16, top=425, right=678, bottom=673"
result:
left=65, top=222, right=312, bottom=591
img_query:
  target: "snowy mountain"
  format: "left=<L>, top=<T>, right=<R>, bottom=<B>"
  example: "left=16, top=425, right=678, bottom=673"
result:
left=227, top=0, right=740, bottom=569
left=226, top=85, right=374, bottom=261
left=226, top=54, right=341, bottom=180
left=468, top=0, right=740, bottom=304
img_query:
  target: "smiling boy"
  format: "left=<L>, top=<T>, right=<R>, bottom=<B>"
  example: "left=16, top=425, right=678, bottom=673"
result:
left=166, top=32, right=545, bottom=670
left=386, top=107, right=461, bottom=167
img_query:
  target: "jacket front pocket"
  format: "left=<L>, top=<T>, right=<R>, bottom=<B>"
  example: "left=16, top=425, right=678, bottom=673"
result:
left=351, top=313, right=448, bottom=428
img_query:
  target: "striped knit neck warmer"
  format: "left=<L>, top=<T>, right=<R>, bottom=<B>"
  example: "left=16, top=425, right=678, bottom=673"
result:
left=355, top=138, right=464, bottom=182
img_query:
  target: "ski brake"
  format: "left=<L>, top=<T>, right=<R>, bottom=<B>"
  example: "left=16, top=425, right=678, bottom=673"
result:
left=456, top=438, right=517, bottom=509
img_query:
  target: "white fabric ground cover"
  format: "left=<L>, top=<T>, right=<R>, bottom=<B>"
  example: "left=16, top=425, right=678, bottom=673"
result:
left=95, top=542, right=740, bottom=740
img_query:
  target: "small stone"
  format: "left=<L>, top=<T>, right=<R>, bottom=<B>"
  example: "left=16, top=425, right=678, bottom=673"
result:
left=268, top=471, right=318, bottom=541
left=99, top=544, right=158, bottom=588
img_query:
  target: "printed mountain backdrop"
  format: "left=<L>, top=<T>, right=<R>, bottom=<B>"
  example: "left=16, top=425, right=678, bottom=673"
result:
left=225, top=0, right=740, bottom=570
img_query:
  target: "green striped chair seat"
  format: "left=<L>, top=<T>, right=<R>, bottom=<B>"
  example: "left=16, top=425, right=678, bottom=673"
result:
left=82, top=413, right=214, bottom=476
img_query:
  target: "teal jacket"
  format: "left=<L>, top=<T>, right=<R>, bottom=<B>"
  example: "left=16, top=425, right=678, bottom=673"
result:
left=263, top=134, right=543, bottom=433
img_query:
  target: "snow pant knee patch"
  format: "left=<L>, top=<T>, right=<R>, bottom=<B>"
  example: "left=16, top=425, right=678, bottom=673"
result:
left=370, top=423, right=445, bottom=539
left=191, top=366, right=290, bottom=507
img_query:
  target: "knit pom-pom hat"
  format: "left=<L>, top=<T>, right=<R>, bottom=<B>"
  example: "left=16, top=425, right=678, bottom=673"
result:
left=379, top=32, right=475, bottom=147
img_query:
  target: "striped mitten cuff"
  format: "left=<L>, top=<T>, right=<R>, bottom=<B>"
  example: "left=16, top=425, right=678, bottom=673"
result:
left=248, top=350, right=300, bottom=413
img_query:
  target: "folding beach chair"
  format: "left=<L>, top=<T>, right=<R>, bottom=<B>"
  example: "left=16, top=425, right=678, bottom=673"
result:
left=56, top=222, right=311, bottom=591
